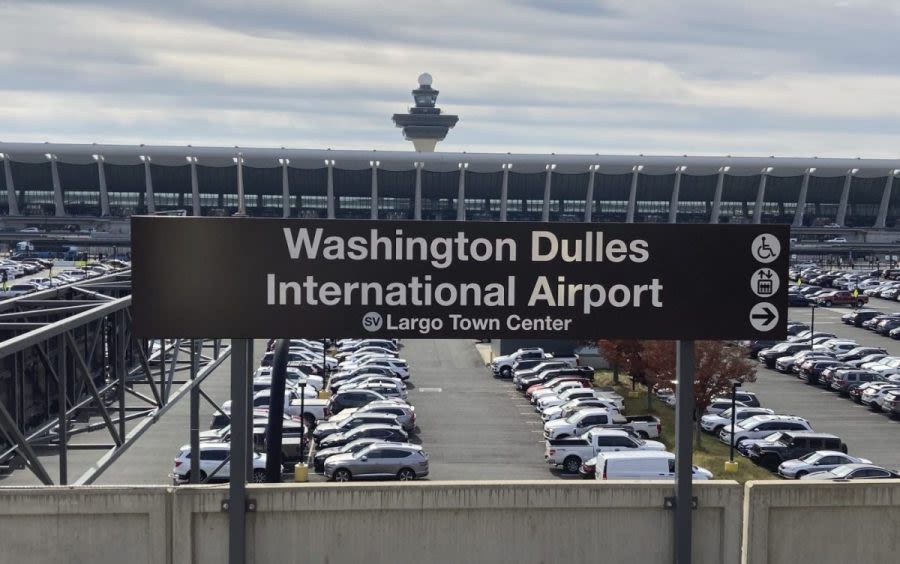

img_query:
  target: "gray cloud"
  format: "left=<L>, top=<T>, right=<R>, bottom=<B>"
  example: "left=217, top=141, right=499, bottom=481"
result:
left=1, top=0, right=899, bottom=157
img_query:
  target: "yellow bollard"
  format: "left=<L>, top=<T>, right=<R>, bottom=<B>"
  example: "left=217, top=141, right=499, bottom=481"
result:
left=724, top=460, right=739, bottom=474
left=627, top=390, right=641, bottom=399
left=318, top=388, right=332, bottom=400
left=294, top=463, right=309, bottom=482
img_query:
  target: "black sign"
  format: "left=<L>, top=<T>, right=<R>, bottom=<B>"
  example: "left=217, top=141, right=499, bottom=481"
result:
left=132, top=218, right=788, bottom=339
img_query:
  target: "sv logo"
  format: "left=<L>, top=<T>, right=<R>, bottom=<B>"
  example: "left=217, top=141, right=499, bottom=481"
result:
left=362, top=312, right=383, bottom=332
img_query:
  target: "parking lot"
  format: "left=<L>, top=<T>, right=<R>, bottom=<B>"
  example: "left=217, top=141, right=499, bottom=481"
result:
left=745, top=294, right=900, bottom=470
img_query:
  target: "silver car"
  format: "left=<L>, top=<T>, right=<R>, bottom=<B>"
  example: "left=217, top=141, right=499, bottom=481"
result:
left=777, top=450, right=871, bottom=479
left=324, top=443, right=428, bottom=482
left=358, top=402, right=417, bottom=432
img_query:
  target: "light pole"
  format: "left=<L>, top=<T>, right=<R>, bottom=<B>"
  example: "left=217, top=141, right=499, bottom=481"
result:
left=298, top=375, right=308, bottom=464
left=809, top=304, right=817, bottom=349
left=729, top=380, right=741, bottom=463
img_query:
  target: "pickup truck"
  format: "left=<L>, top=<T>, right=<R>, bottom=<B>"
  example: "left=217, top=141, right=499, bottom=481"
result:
left=491, top=348, right=551, bottom=378
left=544, top=428, right=666, bottom=473
left=815, top=290, right=868, bottom=308
left=543, top=408, right=661, bottom=440
left=221, top=388, right=330, bottom=426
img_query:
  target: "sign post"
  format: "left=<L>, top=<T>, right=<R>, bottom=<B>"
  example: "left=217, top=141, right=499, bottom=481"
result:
left=132, top=218, right=789, bottom=564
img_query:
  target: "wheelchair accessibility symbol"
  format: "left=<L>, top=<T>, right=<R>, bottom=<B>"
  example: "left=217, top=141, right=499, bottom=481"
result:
left=751, top=234, right=781, bottom=264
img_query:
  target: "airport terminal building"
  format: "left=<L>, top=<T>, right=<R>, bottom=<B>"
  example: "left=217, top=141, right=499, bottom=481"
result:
left=2, top=143, right=900, bottom=230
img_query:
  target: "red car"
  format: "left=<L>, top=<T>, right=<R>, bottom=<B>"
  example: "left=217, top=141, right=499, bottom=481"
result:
left=815, top=291, right=867, bottom=308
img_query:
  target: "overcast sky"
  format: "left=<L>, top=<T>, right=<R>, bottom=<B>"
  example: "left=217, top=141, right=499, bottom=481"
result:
left=1, top=0, right=899, bottom=157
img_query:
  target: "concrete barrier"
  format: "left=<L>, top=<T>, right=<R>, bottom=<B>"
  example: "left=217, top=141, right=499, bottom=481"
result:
left=5, top=480, right=899, bottom=564
left=172, top=480, right=742, bottom=564
left=742, top=480, right=900, bottom=564
left=0, top=486, right=170, bottom=564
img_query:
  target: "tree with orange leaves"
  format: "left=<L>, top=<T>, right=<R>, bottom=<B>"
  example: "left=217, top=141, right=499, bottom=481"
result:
left=642, top=340, right=756, bottom=445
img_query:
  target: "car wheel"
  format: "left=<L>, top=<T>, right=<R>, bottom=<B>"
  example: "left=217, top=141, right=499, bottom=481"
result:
left=333, top=469, right=352, bottom=482
left=637, top=431, right=649, bottom=439
left=824, top=300, right=832, bottom=307
left=397, top=468, right=416, bottom=481
left=563, top=456, right=582, bottom=474
left=500, top=366, right=511, bottom=378
left=794, top=471, right=807, bottom=479
left=303, top=413, right=316, bottom=430
left=713, top=425, right=724, bottom=435
left=251, top=469, right=267, bottom=483
left=856, top=300, right=865, bottom=307
left=199, top=470, right=208, bottom=483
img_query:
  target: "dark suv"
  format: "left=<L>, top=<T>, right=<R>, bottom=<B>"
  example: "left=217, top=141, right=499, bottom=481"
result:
left=747, top=432, right=847, bottom=470
left=327, top=389, right=387, bottom=415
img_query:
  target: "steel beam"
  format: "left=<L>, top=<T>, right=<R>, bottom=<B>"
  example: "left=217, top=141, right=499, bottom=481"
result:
left=457, top=163, right=467, bottom=221
left=326, top=161, right=335, bottom=219
left=413, top=162, right=423, bottom=220
left=57, top=334, right=67, bottom=484
left=541, top=165, right=553, bottom=222
left=65, top=331, right=122, bottom=446
left=96, top=156, right=111, bottom=216
left=280, top=160, right=290, bottom=218
left=626, top=168, right=640, bottom=223
left=836, top=171, right=854, bottom=226
left=674, top=340, right=695, bottom=564
left=500, top=165, right=510, bottom=222
left=875, top=172, right=896, bottom=228
left=584, top=167, right=597, bottom=222
left=73, top=343, right=230, bottom=485
left=710, top=169, right=725, bottom=224
left=792, top=170, right=812, bottom=227
left=143, top=158, right=155, bottom=214
left=190, top=339, right=200, bottom=483
left=49, top=155, right=66, bottom=217
left=229, top=339, right=249, bottom=564
left=0, top=401, right=54, bottom=485
left=2, top=153, right=19, bottom=216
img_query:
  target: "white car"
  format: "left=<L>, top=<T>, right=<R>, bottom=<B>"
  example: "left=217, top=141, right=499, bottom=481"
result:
left=704, top=399, right=748, bottom=415
left=825, top=237, right=847, bottom=243
left=860, top=384, right=900, bottom=408
left=535, top=387, right=600, bottom=412
left=542, top=397, right=620, bottom=421
left=700, top=407, right=774, bottom=434
left=777, top=451, right=871, bottom=479
left=18, top=226, right=39, bottom=233
left=170, top=442, right=267, bottom=484
left=719, top=415, right=812, bottom=445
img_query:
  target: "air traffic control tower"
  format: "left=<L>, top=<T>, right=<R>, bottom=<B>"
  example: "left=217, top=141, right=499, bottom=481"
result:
left=392, top=73, right=459, bottom=152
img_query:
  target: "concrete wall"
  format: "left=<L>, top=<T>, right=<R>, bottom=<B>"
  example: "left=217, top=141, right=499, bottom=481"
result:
left=174, top=480, right=742, bottom=564
left=2, top=480, right=899, bottom=564
left=0, top=486, right=170, bottom=564
left=742, top=480, right=900, bottom=564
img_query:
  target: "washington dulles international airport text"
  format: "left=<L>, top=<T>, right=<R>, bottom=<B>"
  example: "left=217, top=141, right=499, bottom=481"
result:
left=266, top=227, right=663, bottom=314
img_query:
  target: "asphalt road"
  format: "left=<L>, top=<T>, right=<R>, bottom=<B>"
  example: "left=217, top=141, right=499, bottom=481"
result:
left=743, top=294, right=900, bottom=471
left=398, top=339, right=552, bottom=480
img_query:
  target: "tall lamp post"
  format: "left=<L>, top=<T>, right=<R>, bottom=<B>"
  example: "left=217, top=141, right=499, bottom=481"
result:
left=298, top=375, right=308, bottom=463
left=809, top=303, right=817, bottom=350
left=728, top=380, right=741, bottom=463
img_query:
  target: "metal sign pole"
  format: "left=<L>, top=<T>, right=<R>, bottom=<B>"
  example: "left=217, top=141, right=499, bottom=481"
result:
left=265, top=339, right=289, bottom=481
left=674, top=339, right=694, bottom=564
left=228, top=338, right=249, bottom=564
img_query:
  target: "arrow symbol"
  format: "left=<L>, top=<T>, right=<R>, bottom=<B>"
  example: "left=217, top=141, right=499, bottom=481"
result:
left=751, top=305, right=776, bottom=326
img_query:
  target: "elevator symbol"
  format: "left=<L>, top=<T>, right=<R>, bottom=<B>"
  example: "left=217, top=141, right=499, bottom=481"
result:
left=751, top=268, right=779, bottom=298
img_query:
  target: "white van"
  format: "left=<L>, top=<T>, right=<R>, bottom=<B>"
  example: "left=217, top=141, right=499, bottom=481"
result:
left=594, top=451, right=713, bottom=480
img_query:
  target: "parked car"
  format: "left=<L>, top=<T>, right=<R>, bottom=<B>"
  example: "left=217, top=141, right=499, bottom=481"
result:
left=799, top=463, right=900, bottom=480
left=312, top=412, right=401, bottom=444
left=327, top=389, right=388, bottom=415
left=719, top=415, right=813, bottom=445
left=312, top=438, right=387, bottom=472
left=758, top=343, right=811, bottom=368
left=324, top=442, right=428, bottom=482
left=490, top=347, right=552, bottom=378
left=544, top=428, right=665, bottom=473
left=317, top=423, right=408, bottom=449
left=745, top=431, right=847, bottom=470
left=777, top=451, right=872, bottom=479
left=593, top=451, right=713, bottom=480
left=700, top=407, right=774, bottom=434
left=704, top=399, right=749, bottom=415
left=830, top=370, right=883, bottom=395
left=171, top=442, right=266, bottom=484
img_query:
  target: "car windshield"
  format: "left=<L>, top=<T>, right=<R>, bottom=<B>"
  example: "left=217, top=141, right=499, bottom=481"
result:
left=565, top=412, right=586, bottom=424
left=799, top=452, right=822, bottom=463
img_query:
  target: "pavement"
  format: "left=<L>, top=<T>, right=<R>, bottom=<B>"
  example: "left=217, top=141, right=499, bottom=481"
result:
left=743, top=295, right=900, bottom=471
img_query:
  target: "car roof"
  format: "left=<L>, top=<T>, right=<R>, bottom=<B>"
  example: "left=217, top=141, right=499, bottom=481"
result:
left=782, top=431, right=839, bottom=439
left=349, top=423, right=402, bottom=432
left=598, top=451, right=674, bottom=460
left=814, top=450, right=851, bottom=457
left=366, top=442, right=422, bottom=451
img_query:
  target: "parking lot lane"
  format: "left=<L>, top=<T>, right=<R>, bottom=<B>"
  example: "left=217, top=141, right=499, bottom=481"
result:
left=402, top=339, right=550, bottom=480
left=740, top=299, right=900, bottom=471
